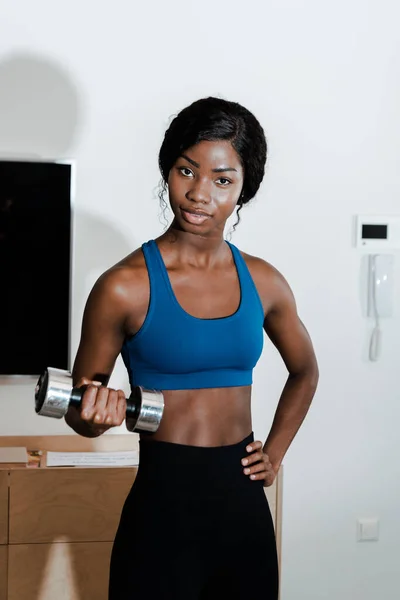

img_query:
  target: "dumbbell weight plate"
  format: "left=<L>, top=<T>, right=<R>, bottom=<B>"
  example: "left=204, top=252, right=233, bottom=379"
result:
left=126, top=387, right=165, bottom=433
left=35, top=367, right=78, bottom=418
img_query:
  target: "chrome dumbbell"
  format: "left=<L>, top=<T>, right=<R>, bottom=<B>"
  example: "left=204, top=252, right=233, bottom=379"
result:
left=35, top=367, right=164, bottom=434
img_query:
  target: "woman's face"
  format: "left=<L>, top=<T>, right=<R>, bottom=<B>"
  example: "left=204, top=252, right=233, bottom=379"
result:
left=167, top=140, right=244, bottom=236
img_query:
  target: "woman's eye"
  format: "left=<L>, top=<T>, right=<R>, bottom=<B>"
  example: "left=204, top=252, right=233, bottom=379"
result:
left=216, top=178, right=231, bottom=186
left=179, top=167, right=193, bottom=177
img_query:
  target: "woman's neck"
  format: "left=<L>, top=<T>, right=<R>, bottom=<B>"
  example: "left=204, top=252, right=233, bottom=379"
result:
left=159, top=225, right=229, bottom=268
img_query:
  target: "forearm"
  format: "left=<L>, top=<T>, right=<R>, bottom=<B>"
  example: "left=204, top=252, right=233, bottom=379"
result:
left=263, top=369, right=318, bottom=472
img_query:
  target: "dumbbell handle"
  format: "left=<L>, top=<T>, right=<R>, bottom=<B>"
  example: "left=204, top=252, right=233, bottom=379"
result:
left=62, top=384, right=141, bottom=422
left=35, top=367, right=164, bottom=434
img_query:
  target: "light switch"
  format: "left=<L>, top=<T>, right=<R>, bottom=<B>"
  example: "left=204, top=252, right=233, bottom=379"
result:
left=357, top=518, right=379, bottom=542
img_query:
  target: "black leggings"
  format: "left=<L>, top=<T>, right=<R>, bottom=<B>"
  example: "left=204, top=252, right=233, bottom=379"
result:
left=109, top=433, right=279, bottom=599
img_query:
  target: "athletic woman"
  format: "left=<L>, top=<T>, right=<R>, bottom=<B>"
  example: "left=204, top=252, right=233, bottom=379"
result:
left=65, top=97, right=319, bottom=599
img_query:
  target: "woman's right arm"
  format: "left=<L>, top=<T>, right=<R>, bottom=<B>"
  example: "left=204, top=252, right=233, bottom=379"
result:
left=65, top=269, right=132, bottom=438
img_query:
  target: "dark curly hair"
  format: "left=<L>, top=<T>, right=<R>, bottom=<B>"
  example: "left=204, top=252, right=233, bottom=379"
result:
left=158, top=97, right=267, bottom=229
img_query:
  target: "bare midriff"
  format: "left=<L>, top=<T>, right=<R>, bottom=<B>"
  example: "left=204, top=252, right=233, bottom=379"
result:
left=143, top=386, right=252, bottom=447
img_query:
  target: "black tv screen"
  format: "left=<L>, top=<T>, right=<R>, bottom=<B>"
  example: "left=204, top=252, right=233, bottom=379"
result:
left=0, top=160, right=72, bottom=375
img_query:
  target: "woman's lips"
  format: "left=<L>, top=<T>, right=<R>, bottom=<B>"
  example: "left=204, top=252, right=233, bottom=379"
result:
left=181, top=209, right=211, bottom=225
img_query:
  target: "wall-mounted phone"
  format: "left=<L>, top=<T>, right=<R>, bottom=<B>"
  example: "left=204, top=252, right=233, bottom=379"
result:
left=366, top=254, right=394, bottom=361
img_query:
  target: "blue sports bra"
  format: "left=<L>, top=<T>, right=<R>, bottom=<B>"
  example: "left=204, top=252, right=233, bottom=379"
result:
left=121, top=240, right=264, bottom=390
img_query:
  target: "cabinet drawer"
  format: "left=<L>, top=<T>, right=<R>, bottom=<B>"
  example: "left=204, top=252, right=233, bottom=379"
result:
left=0, top=545, right=7, bottom=600
left=9, top=468, right=135, bottom=544
left=0, top=473, right=8, bottom=545
left=8, top=541, right=113, bottom=600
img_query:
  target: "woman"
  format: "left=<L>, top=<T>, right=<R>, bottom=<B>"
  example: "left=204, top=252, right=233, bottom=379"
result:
left=66, top=97, right=319, bottom=599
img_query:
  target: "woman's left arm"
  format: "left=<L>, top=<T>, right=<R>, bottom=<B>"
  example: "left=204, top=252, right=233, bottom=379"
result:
left=262, top=266, right=319, bottom=476
left=242, top=258, right=319, bottom=486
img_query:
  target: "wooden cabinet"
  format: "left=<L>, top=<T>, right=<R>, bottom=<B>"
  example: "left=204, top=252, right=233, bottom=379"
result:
left=0, top=471, right=8, bottom=600
left=8, top=542, right=113, bottom=600
left=0, top=435, right=282, bottom=599
left=7, top=468, right=135, bottom=600
left=0, top=472, right=8, bottom=545
left=0, top=435, right=139, bottom=600
left=0, top=546, right=7, bottom=600
left=9, top=468, right=134, bottom=544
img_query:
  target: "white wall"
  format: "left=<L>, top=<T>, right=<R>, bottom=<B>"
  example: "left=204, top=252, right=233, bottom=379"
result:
left=1, top=1, right=399, bottom=598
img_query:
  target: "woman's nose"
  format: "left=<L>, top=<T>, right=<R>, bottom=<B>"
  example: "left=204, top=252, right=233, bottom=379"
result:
left=186, top=180, right=211, bottom=204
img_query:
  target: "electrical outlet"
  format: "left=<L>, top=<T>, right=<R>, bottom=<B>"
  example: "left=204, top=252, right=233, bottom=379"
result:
left=357, top=518, right=379, bottom=542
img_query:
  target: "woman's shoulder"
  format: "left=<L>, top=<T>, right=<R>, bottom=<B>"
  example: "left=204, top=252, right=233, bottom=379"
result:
left=234, top=246, right=291, bottom=307
left=88, top=246, right=149, bottom=309
left=235, top=247, right=279, bottom=281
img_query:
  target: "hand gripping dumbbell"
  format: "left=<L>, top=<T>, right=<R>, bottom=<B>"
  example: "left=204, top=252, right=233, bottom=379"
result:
left=35, top=367, right=164, bottom=434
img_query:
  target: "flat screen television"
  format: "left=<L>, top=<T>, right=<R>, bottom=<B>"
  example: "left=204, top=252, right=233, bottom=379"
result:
left=0, top=160, right=72, bottom=375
